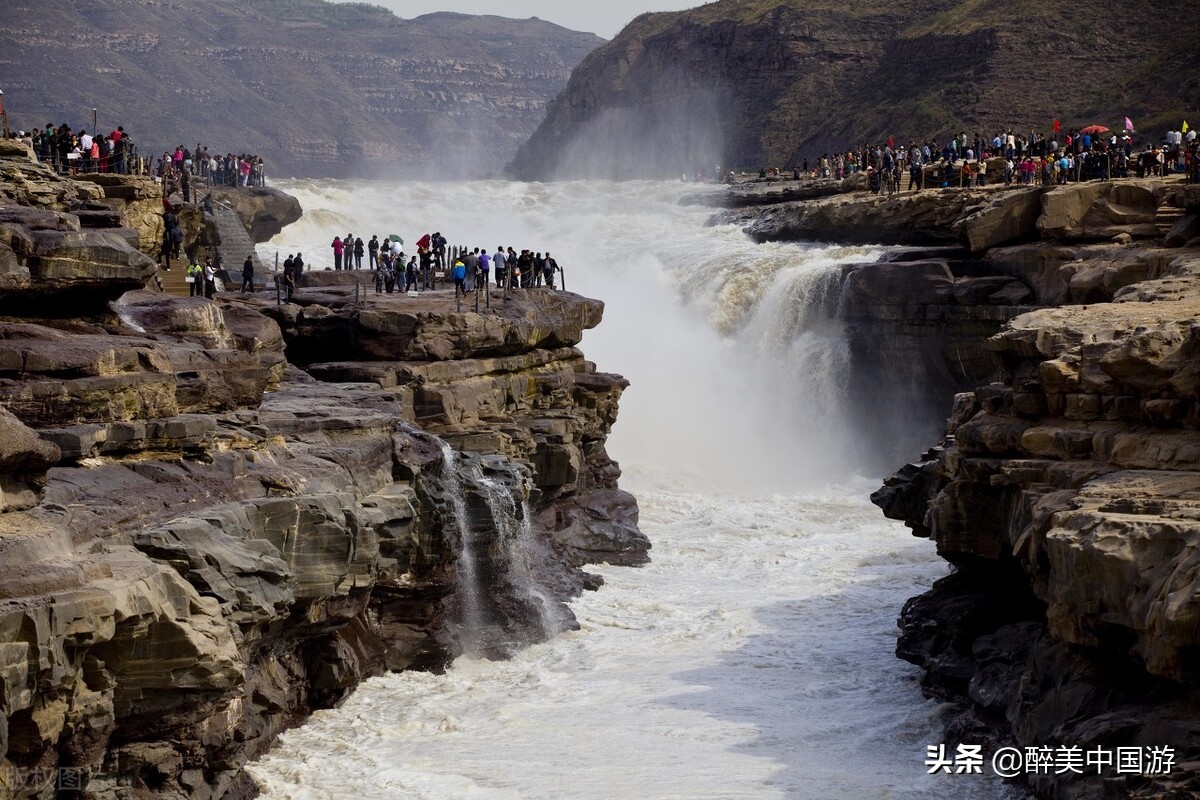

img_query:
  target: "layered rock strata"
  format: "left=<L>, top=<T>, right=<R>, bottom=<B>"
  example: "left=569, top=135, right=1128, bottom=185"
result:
left=2, top=0, right=604, bottom=179
left=510, top=0, right=1197, bottom=179
left=0, top=158, right=642, bottom=798
left=726, top=175, right=1200, bottom=797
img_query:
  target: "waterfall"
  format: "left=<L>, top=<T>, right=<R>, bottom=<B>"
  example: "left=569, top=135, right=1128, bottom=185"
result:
left=251, top=179, right=1022, bottom=800
left=111, top=294, right=148, bottom=333
left=437, top=443, right=568, bottom=658
left=477, top=474, right=565, bottom=640
left=437, top=443, right=489, bottom=655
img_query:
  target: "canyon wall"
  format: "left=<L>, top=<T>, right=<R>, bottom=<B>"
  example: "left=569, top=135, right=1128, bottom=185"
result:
left=0, top=141, right=643, bottom=798
left=724, top=172, right=1200, bottom=797
left=510, top=0, right=1199, bottom=179
left=0, top=0, right=603, bottom=179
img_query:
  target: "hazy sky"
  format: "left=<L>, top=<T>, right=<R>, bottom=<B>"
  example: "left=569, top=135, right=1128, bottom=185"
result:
left=346, top=1, right=704, bottom=38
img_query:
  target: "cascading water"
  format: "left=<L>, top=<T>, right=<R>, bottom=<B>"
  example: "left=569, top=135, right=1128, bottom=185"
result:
left=437, top=443, right=569, bottom=657
left=477, top=473, right=565, bottom=641
left=248, top=179, right=1025, bottom=799
left=436, top=443, right=488, bottom=655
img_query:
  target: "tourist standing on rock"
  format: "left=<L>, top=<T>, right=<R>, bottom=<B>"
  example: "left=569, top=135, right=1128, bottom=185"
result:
left=187, top=259, right=202, bottom=296
left=532, top=253, right=545, bottom=287
left=492, top=247, right=506, bottom=287
left=479, top=249, right=491, bottom=288
left=331, top=236, right=344, bottom=271
left=417, top=249, right=433, bottom=290
left=374, top=256, right=386, bottom=293
left=160, top=209, right=181, bottom=270
left=405, top=256, right=419, bottom=293
left=544, top=253, right=558, bottom=289
left=433, top=232, right=447, bottom=269
left=241, top=255, right=255, bottom=293
left=293, top=252, right=305, bottom=281
left=517, top=250, right=533, bottom=288
left=368, top=235, right=379, bottom=270
left=203, top=259, right=216, bottom=299
left=451, top=258, right=467, bottom=296
left=463, top=248, right=479, bottom=292
left=353, top=236, right=364, bottom=270
left=281, top=260, right=295, bottom=302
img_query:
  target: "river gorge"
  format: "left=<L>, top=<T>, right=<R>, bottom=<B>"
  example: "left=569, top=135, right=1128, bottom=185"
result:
left=2, top=136, right=1199, bottom=799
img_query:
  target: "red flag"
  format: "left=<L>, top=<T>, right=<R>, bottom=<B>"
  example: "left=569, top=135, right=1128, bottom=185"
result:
left=887, top=135, right=894, bottom=149
left=1053, top=119, right=1061, bottom=133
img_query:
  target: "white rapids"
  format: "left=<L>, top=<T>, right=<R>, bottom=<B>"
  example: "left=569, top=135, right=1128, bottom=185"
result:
left=247, top=179, right=1023, bottom=799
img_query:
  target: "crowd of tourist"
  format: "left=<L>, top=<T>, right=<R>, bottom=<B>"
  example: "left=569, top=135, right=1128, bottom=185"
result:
left=155, top=146, right=266, bottom=188
left=154, top=146, right=266, bottom=203
left=15, top=121, right=268, bottom=197
left=19, top=123, right=141, bottom=175
left=269, top=233, right=563, bottom=303
left=773, top=124, right=1200, bottom=195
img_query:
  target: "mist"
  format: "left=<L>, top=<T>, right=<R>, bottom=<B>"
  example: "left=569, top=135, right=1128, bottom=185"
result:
left=510, top=76, right=732, bottom=181
left=262, top=178, right=944, bottom=490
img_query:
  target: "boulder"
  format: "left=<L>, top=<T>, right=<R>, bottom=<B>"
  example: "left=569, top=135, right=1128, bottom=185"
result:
left=952, top=187, right=1042, bottom=252
left=952, top=276, right=1020, bottom=305
left=1038, top=182, right=1159, bottom=241
left=207, top=186, right=302, bottom=243
left=0, top=241, right=30, bottom=292
left=1164, top=212, right=1200, bottom=248
left=0, top=406, right=61, bottom=510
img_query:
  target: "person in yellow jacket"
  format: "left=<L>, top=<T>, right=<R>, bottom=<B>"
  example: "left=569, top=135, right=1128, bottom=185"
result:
left=186, top=260, right=202, bottom=296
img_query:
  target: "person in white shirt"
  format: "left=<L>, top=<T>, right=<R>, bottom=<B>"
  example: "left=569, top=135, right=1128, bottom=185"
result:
left=493, top=247, right=507, bottom=287
left=203, top=260, right=217, bottom=299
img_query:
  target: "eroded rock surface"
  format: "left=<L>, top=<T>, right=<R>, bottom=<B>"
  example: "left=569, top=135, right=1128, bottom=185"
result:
left=729, top=167, right=1200, bottom=797
left=868, top=217, right=1200, bottom=796
left=0, top=148, right=642, bottom=799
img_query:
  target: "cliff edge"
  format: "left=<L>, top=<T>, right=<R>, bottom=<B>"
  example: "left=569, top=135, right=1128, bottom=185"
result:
left=728, top=172, right=1200, bottom=797
left=0, top=145, right=643, bottom=798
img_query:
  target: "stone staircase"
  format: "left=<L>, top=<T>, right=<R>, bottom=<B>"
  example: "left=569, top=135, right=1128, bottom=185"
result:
left=155, top=263, right=191, bottom=297
left=153, top=201, right=268, bottom=297
left=211, top=202, right=264, bottom=284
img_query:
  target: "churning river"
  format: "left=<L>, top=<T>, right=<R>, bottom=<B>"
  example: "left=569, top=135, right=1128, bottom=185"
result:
left=246, top=180, right=1021, bottom=799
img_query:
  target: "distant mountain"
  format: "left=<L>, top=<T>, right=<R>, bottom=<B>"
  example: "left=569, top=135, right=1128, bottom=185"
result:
left=0, top=0, right=604, bottom=178
left=508, top=0, right=1200, bottom=179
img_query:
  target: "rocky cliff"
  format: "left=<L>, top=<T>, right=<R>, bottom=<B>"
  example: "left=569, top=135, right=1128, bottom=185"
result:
left=0, top=144, right=642, bottom=798
left=1, top=0, right=604, bottom=179
left=723, top=173, right=1200, bottom=797
left=509, top=0, right=1200, bottom=179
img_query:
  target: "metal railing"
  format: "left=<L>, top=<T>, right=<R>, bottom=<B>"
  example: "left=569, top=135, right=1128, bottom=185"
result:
left=46, top=149, right=148, bottom=176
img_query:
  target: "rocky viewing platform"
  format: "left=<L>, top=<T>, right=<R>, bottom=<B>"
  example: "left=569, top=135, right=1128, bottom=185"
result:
left=0, top=140, right=643, bottom=798
left=719, top=174, right=1200, bottom=797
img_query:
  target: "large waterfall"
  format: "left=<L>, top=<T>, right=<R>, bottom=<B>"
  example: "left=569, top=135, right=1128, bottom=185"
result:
left=247, top=179, right=1022, bottom=799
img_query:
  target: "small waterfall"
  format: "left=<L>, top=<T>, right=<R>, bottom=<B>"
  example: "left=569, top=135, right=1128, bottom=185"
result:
left=437, top=443, right=488, bottom=655
left=111, top=295, right=148, bottom=333
left=438, top=443, right=568, bottom=659
left=478, top=474, right=565, bottom=640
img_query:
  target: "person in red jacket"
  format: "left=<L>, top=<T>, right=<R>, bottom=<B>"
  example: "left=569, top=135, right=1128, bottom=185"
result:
left=331, top=236, right=344, bottom=271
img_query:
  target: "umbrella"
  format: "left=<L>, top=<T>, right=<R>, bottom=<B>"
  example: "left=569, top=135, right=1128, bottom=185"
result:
left=1078, top=125, right=1109, bottom=135
left=389, top=234, right=404, bottom=244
